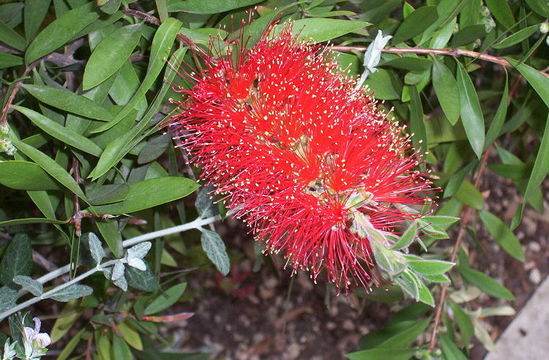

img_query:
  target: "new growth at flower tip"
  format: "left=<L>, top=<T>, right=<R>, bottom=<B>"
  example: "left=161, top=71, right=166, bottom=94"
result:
left=170, top=24, right=434, bottom=292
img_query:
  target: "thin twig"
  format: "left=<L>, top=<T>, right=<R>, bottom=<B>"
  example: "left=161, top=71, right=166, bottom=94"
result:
left=331, top=45, right=513, bottom=67
left=0, top=61, right=39, bottom=126
left=428, top=147, right=492, bottom=350
left=121, top=8, right=160, bottom=25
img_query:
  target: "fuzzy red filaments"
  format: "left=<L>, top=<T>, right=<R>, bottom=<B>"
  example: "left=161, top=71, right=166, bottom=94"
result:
left=170, top=26, right=434, bottom=292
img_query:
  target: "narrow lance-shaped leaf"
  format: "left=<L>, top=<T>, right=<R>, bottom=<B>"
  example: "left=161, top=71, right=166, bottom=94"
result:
left=432, top=58, right=460, bottom=125
left=22, top=85, right=113, bottom=121
left=83, top=23, right=144, bottom=90
left=456, top=62, right=485, bottom=158
left=479, top=210, right=524, bottom=261
left=25, top=2, right=100, bottom=63
left=92, top=17, right=182, bottom=133
left=14, top=106, right=103, bottom=156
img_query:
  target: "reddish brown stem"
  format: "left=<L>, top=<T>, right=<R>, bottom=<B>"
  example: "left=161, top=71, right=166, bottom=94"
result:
left=0, top=62, right=38, bottom=127
left=331, top=45, right=518, bottom=68
left=428, top=147, right=492, bottom=350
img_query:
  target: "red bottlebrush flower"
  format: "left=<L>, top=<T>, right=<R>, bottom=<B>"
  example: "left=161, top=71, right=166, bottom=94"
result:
left=171, top=25, right=434, bottom=291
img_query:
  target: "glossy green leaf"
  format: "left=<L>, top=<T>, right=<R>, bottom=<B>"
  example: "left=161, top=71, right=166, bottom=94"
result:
left=378, top=317, right=431, bottom=348
left=449, top=302, right=474, bottom=347
left=479, top=210, right=524, bottom=261
left=451, top=24, right=486, bottom=47
left=392, top=6, right=438, bottom=44
left=417, top=281, right=435, bottom=306
left=525, top=0, right=549, bottom=17
left=454, top=179, right=484, bottom=210
left=25, top=2, right=100, bottom=63
left=456, top=62, right=485, bottom=158
left=0, top=160, right=59, bottom=190
left=83, top=24, right=143, bottom=90
left=409, top=86, right=427, bottom=154
left=15, top=106, right=103, bottom=156
left=144, top=283, right=187, bottom=315
left=57, top=329, right=85, bottom=360
left=283, top=18, right=369, bottom=43
left=485, top=0, right=515, bottom=29
left=383, top=57, right=432, bottom=72
left=346, top=348, right=416, bottom=360
left=168, top=0, right=262, bottom=13
left=458, top=266, right=514, bottom=300
left=112, top=335, right=133, bottom=360
left=86, top=183, right=129, bottom=205
left=22, top=85, right=113, bottom=121
left=364, top=69, right=401, bottom=100
left=95, top=219, right=123, bottom=257
left=0, top=52, right=22, bottom=68
left=432, top=59, right=460, bottom=125
left=0, top=20, right=26, bottom=51
left=92, top=17, right=182, bottom=133
left=91, top=177, right=198, bottom=215
left=24, top=0, right=52, bottom=40
left=0, top=233, right=33, bottom=285
left=11, top=138, right=88, bottom=201
left=507, top=58, right=549, bottom=108
left=407, top=259, right=454, bottom=275
left=201, top=229, right=230, bottom=275
left=493, top=25, right=538, bottom=49
left=485, top=75, right=508, bottom=147
left=0, top=218, right=67, bottom=226
left=439, top=334, right=468, bottom=360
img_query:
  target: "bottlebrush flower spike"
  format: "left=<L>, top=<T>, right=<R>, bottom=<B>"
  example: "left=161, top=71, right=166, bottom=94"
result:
left=170, top=24, right=434, bottom=292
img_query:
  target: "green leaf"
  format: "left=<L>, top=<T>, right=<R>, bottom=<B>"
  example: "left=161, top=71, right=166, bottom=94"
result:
left=383, top=57, right=432, bottom=72
left=391, top=222, right=417, bottom=250
left=407, top=259, right=454, bottom=275
left=454, top=180, right=484, bottom=210
left=492, top=25, right=538, bottom=49
left=0, top=20, right=26, bottom=51
left=485, top=75, right=508, bottom=147
left=507, top=58, right=549, bottom=108
left=86, top=183, right=129, bottom=205
left=449, top=302, right=474, bottom=347
left=92, top=17, right=182, bottom=133
left=13, top=275, right=43, bottom=296
left=417, top=281, right=435, bottom=306
left=456, top=62, right=485, bottom=159
left=525, top=0, right=549, bottom=17
left=421, top=215, right=460, bottom=230
left=25, top=2, right=100, bottom=63
left=395, top=270, right=420, bottom=300
left=46, top=284, right=93, bottom=302
left=57, top=329, right=85, bottom=360
left=0, top=52, right=23, bottom=68
left=95, top=219, right=123, bottom=257
left=83, top=23, right=143, bottom=90
left=15, top=106, right=103, bottom=156
left=112, top=335, right=133, bottom=360
left=117, top=322, right=143, bottom=350
left=392, top=6, right=438, bottom=44
left=144, top=283, right=187, bottom=315
left=11, top=138, right=88, bottom=201
left=378, top=317, right=431, bottom=348
left=409, top=86, right=427, bottom=154
left=201, top=229, right=230, bottom=275
left=432, top=59, right=460, bottom=125
left=0, top=234, right=33, bottom=285
left=91, top=177, right=198, bottom=215
left=0, top=217, right=67, bottom=226
left=137, top=134, right=172, bottom=164
left=479, top=210, right=524, bottom=261
left=439, top=334, right=468, bottom=360
left=284, top=18, right=369, bottom=43
left=364, top=69, right=401, bottom=100
left=0, top=160, right=59, bottom=190
left=24, top=0, right=52, bottom=40
left=22, top=85, right=113, bottom=121
left=346, top=348, right=416, bottom=360
left=168, top=0, right=263, bottom=14
left=485, top=0, right=515, bottom=29
left=458, top=266, right=514, bottom=300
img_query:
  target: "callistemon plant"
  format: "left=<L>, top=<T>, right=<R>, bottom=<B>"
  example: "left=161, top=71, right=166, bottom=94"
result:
left=171, top=25, right=449, bottom=300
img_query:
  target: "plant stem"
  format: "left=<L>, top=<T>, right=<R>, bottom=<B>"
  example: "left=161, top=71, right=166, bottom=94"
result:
left=428, top=148, right=491, bottom=350
left=331, top=45, right=519, bottom=69
left=3, top=215, right=222, bottom=320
